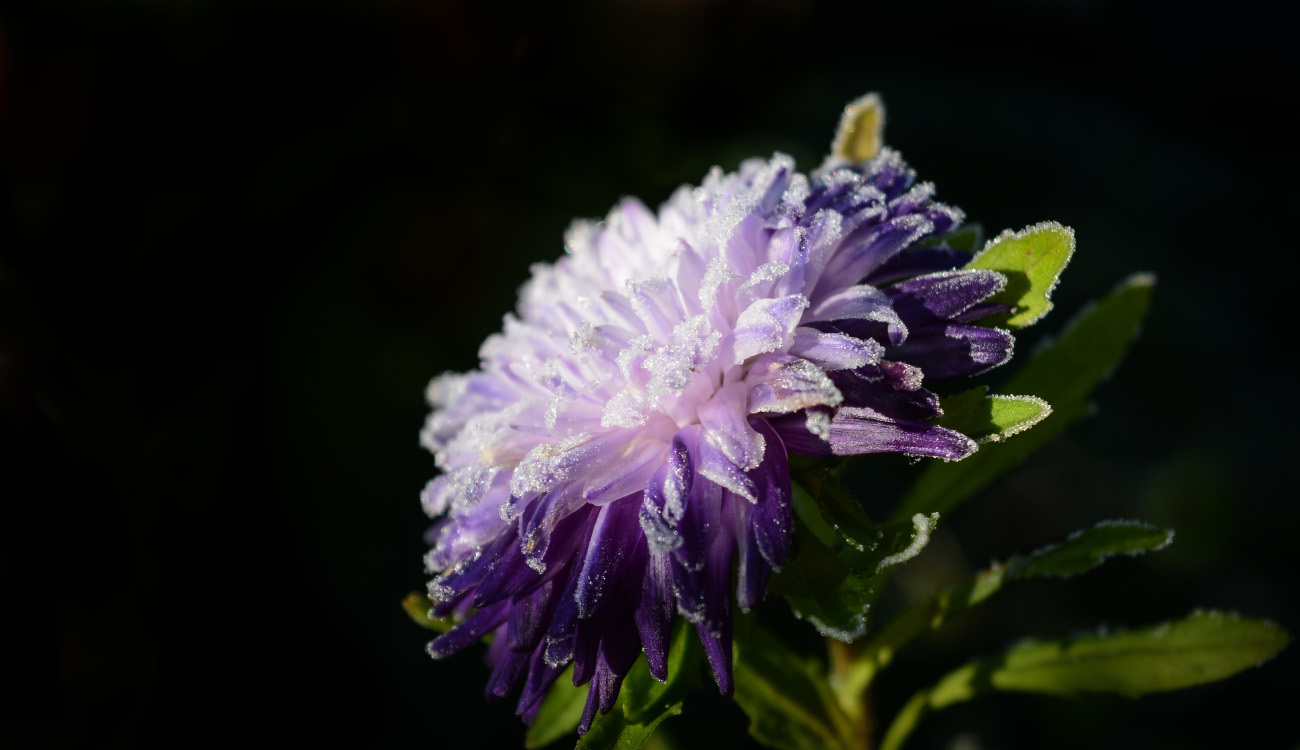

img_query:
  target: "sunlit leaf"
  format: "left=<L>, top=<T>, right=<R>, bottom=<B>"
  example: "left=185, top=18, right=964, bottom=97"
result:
left=966, top=221, right=1075, bottom=328
left=934, top=387, right=1051, bottom=444
left=879, top=611, right=1290, bottom=750
left=896, top=273, right=1155, bottom=521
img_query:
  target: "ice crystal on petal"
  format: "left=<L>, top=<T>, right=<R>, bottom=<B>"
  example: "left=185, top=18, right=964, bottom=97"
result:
left=417, top=95, right=1022, bottom=732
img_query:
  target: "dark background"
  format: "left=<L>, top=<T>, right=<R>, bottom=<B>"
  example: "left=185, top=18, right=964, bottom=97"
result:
left=2, top=1, right=1296, bottom=748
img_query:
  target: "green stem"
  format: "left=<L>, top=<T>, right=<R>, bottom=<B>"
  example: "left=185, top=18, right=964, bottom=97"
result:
left=828, top=638, right=873, bottom=750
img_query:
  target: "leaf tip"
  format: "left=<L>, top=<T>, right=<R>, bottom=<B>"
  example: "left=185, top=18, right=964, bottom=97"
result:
left=832, top=93, right=886, bottom=162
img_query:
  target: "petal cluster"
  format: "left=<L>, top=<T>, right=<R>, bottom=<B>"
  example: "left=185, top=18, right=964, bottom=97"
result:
left=419, top=147, right=1013, bottom=731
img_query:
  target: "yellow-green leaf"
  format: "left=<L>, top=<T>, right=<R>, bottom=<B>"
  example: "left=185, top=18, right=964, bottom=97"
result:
left=966, top=221, right=1075, bottom=328
left=935, top=387, right=1052, bottom=444
left=831, top=93, right=885, bottom=162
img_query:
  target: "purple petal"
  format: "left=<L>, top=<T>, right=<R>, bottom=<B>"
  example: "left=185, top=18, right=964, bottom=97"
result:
left=817, top=213, right=934, bottom=292
left=635, top=551, right=674, bottom=682
left=427, top=528, right=518, bottom=604
left=575, top=495, right=644, bottom=618
left=639, top=427, right=696, bottom=555
left=827, top=406, right=977, bottom=460
left=729, top=294, right=810, bottom=364
left=788, top=328, right=883, bottom=371
left=693, top=531, right=735, bottom=696
left=888, top=324, right=1014, bottom=380
left=746, top=418, right=794, bottom=569
left=426, top=600, right=511, bottom=659
left=517, top=645, right=566, bottom=723
left=745, top=354, right=843, bottom=416
left=830, top=363, right=941, bottom=422
left=697, top=435, right=757, bottom=503
left=765, top=409, right=835, bottom=459
left=725, top=496, right=771, bottom=612
left=582, top=437, right=668, bottom=505
left=699, top=382, right=767, bottom=471
left=804, top=285, right=908, bottom=346
left=486, top=644, right=531, bottom=700
left=507, top=578, right=558, bottom=654
left=888, top=269, right=1006, bottom=321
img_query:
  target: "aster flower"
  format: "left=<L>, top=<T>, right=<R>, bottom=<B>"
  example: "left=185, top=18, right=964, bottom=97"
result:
left=417, top=95, right=1018, bottom=734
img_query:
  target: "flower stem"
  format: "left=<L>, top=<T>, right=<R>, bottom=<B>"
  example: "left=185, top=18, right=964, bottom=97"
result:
left=828, top=638, right=874, bottom=750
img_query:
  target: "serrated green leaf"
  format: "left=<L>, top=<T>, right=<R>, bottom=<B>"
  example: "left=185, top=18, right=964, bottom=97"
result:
left=401, top=592, right=452, bottom=633
left=853, top=520, right=1173, bottom=689
left=966, top=221, right=1075, bottom=328
left=895, top=273, right=1155, bottom=522
left=578, top=620, right=700, bottom=750
left=879, top=611, right=1290, bottom=750
left=526, top=667, right=588, bottom=749
left=934, top=387, right=1052, bottom=444
left=732, top=622, right=857, bottom=750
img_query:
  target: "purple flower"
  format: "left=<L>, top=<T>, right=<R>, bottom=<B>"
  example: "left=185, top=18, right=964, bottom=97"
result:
left=418, top=98, right=1013, bottom=733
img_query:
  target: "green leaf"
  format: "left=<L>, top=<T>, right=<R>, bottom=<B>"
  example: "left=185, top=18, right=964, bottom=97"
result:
left=578, top=620, right=701, bottom=750
left=732, top=621, right=857, bottom=750
left=934, top=387, right=1051, bottom=444
left=895, top=273, right=1155, bottom=522
left=775, top=533, right=875, bottom=642
left=1015, top=519, right=1173, bottom=578
left=879, top=611, right=1290, bottom=750
left=778, top=482, right=938, bottom=642
left=577, top=703, right=680, bottom=750
left=790, top=460, right=879, bottom=558
left=526, top=667, right=589, bottom=749
left=966, top=221, right=1075, bottom=328
left=855, top=520, right=1173, bottom=687
left=401, top=592, right=452, bottom=633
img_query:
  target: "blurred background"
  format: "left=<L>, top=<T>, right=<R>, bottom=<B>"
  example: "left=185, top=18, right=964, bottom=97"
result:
left=2, top=0, right=1296, bottom=747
